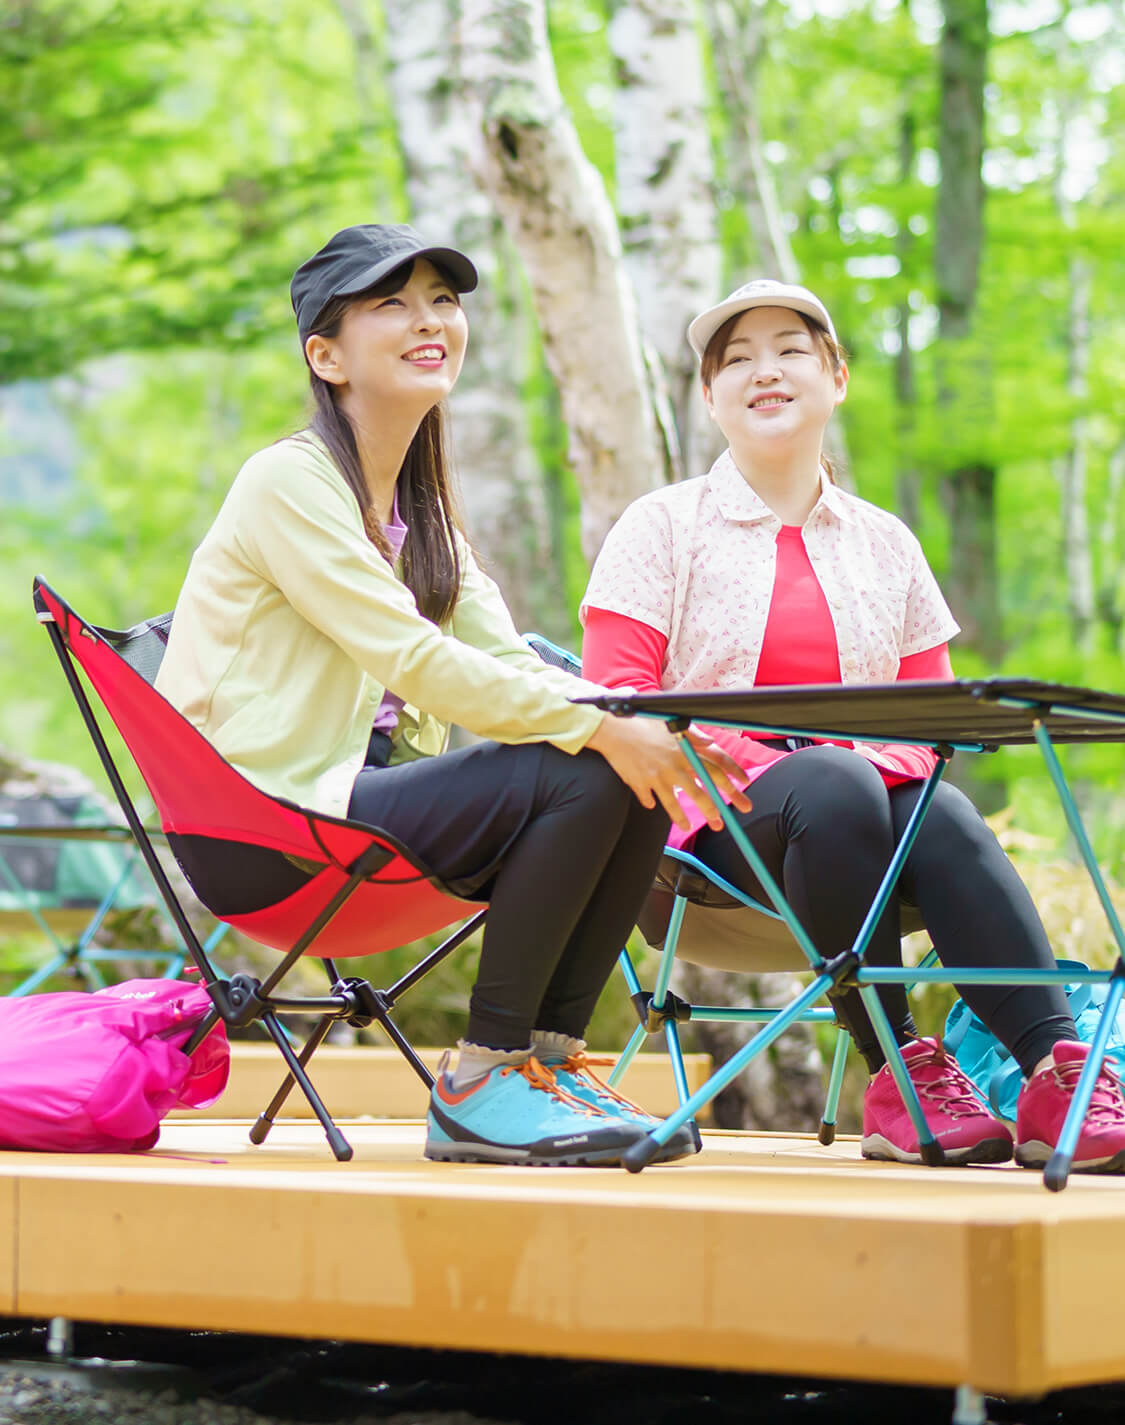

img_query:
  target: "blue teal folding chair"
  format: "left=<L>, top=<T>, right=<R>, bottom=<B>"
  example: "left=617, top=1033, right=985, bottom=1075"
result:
left=574, top=678, right=1125, bottom=1191
left=523, top=634, right=881, bottom=1141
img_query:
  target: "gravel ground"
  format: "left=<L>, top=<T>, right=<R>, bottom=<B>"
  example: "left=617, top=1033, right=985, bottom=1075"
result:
left=2, top=1323, right=1125, bottom=1425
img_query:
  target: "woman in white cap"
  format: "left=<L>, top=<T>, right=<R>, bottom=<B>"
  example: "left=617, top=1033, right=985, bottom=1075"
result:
left=582, top=279, right=1125, bottom=1172
left=155, top=223, right=748, bottom=1167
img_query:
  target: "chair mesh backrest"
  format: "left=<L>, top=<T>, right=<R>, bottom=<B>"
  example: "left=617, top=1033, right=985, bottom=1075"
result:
left=36, top=579, right=392, bottom=863
left=523, top=633, right=583, bottom=678
left=35, top=577, right=484, bottom=956
left=97, top=612, right=173, bottom=687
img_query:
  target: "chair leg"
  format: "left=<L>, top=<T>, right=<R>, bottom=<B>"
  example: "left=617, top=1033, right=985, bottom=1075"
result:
left=371, top=1004, right=436, bottom=1089
left=624, top=971, right=834, bottom=1173
left=254, top=1012, right=352, bottom=1162
left=818, top=1028, right=851, bottom=1144
left=608, top=1021, right=648, bottom=1089
left=1044, top=971, right=1125, bottom=1192
left=663, top=1017, right=693, bottom=1108
left=858, top=983, right=944, bottom=1166
left=249, top=1012, right=336, bottom=1145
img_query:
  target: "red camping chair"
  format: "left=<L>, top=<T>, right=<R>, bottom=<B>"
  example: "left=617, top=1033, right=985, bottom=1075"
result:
left=33, top=577, right=486, bottom=1161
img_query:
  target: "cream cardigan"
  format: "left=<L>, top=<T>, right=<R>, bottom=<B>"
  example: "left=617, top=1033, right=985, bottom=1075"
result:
left=155, top=434, right=603, bottom=816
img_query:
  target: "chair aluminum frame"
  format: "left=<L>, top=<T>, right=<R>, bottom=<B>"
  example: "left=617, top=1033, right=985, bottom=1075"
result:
left=523, top=633, right=856, bottom=1141
left=35, top=577, right=486, bottom=1161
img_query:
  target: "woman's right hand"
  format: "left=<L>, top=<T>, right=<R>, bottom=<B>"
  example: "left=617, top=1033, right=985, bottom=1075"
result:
left=585, top=712, right=751, bottom=832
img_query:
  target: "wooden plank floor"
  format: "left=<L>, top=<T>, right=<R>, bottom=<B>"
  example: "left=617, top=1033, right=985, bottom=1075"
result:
left=7, top=1115, right=1125, bottom=1399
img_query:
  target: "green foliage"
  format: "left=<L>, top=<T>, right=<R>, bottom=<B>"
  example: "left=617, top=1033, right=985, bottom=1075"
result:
left=0, top=0, right=392, bottom=384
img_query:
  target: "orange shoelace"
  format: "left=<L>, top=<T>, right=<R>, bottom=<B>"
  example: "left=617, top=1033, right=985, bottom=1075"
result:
left=499, top=1054, right=606, bottom=1118
left=558, top=1052, right=651, bottom=1116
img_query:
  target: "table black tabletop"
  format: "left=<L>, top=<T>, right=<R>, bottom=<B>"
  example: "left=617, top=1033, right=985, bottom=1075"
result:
left=576, top=678, right=1125, bottom=748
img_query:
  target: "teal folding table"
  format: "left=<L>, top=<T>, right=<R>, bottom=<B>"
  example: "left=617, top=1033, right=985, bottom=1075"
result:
left=578, top=677, right=1125, bottom=1191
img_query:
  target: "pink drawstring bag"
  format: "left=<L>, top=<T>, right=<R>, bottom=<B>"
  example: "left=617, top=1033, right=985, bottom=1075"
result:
left=0, top=978, right=229, bottom=1152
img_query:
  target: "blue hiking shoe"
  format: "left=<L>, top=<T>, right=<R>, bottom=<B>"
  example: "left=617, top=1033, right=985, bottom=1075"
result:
left=425, top=1054, right=649, bottom=1166
left=538, top=1049, right=702, bottom=1163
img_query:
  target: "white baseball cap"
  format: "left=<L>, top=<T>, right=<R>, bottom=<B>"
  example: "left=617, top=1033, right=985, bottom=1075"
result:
left=687, top=279, right=837, bottom=359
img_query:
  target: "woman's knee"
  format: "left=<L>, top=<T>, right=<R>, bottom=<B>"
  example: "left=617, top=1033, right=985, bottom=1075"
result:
left=535, top=742, right=632, bottom=820
left=901, top=781, right=1000, bottom=867
left=781, top=745, right=891, bottom=837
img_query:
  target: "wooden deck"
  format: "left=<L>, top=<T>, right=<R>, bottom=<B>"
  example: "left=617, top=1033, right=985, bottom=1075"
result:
left=9, top=1075, right=1125, bottom=1399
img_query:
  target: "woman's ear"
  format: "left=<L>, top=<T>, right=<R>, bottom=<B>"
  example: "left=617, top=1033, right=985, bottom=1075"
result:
left=305, top=333, right=346, bottom=386
left=833, top=361, right=849, bottom=408
left=701, top=378, right=716, bottom=421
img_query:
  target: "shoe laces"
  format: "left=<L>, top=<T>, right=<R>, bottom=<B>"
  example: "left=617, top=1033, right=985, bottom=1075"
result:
left=557, top=1051, right=650, bottom=1116
left=500, top=1055, right=606, bottom=1118
left=904, top=1039, right=990, bottom=1120
left=1046, top=1055, right=1125, bottom=1127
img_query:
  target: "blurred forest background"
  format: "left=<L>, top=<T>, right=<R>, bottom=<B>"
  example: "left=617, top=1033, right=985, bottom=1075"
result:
left=1, top=0, right=1123, bottom=1124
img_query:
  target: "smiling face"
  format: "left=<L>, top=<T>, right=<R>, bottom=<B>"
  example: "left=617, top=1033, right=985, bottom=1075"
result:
left=701, top=306, right=847, bottom=455
left=304, top=257, right=469, bottom=415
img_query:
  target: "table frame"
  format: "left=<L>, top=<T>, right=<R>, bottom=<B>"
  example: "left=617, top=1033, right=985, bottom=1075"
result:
left=582, top=679, right=1125, bottom=1190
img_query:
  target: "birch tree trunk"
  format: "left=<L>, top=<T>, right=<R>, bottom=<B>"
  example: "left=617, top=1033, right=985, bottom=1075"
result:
left=381, top=0, right=564, bottom=635
left=703, top=0, right=851, bottom=488
left=1097, top=441, right=1125, bottom=653
left=607, top=0, right=722, bottom=481
left=704, top=0, right=799, bottom=285
left=607, top=0, right=824, bottom=1126
left=460, top=0, right=664, bottom=561
left=935, top=0, right=1001, bottom=664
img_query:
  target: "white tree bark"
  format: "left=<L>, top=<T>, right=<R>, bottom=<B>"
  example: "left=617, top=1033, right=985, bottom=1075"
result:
left=607, top=0, right=723, bottom=481
left=460, top=0, right=663, bottom=561
left=705, top=0, right=799, bottom=285
left=704, top=0, right=851, bottom=487
left=374, top=0, right=564, bottom=634
left=609, top=0, right=824, bottom=1123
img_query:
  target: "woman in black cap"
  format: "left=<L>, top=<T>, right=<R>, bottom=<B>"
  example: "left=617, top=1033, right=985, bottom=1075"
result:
left=155, top=224, right=748, bottom=1166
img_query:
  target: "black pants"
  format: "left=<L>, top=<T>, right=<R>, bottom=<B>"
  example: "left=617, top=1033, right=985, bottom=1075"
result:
left=348, top=741, right=669, bottom=1049
left=691, top=745, right=1075, bottom=1077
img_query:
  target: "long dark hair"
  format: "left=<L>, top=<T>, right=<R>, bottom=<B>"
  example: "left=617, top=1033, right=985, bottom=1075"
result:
left=298, top=262, right=464, bottom=626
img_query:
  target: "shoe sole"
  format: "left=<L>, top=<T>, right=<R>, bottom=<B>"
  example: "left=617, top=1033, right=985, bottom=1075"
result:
left=861, top=1133, right=1013, bottom=1166
left=424, top=1137, right=629, bottom=1167
left=1015, top=1140, right=1125, bottom=1174
left=425, top=1101, right=646, bottom=1167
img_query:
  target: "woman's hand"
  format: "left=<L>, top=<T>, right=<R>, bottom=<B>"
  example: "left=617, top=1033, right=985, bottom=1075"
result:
left=585, top=713, right=752, bottom=832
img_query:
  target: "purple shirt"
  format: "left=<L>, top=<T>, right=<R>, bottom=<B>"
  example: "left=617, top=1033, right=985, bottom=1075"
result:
left=371, top=494, right=408, bottom=735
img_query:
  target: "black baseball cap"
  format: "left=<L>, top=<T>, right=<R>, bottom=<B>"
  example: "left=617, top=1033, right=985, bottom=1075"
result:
left=290, top=224, right=478, bottom=343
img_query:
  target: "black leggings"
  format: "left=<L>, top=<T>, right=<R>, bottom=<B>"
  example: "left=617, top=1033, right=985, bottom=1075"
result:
left=348, top=741, right=669, bottom=1049
left=691, top=745, right=1075, bottom=1077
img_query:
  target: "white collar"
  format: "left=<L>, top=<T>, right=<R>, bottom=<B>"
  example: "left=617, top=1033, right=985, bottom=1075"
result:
left=706, top=447, right=854, bottom=527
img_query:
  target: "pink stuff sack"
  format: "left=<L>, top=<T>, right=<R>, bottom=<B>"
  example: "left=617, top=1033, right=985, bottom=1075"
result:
left=0, top=978, right=229, bottom=1152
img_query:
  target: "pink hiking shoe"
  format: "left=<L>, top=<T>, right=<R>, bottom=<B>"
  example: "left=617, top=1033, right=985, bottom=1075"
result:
left=862, top=1037, right=1013, bottom=1165
left=1015, top=1041, right=1125, bottom=1174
